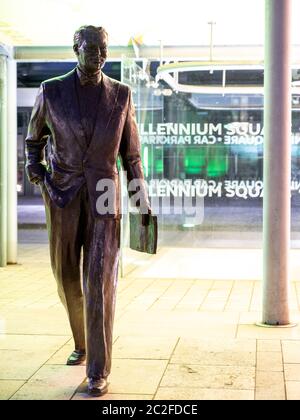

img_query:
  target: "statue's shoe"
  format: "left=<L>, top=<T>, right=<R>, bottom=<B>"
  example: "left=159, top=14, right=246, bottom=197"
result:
left=87, top=377, right=108, bottom=397
left=66, top=350, right=86, bottom=366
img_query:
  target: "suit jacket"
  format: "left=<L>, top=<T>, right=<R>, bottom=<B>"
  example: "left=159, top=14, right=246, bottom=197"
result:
left=25, top=68, right=150, bottom=218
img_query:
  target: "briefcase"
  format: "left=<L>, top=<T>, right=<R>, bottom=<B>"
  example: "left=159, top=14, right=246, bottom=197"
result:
left=129, top=212, right=158, bottom=254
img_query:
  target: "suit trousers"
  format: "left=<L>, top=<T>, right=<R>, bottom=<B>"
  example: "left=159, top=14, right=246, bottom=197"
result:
left=40, top=182, right=120, bottom=379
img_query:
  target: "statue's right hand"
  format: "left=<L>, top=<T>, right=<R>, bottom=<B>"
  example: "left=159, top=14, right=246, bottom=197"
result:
left=26, top=162, right=46, bottom=184
left=31, top=176, right=44, bottom=185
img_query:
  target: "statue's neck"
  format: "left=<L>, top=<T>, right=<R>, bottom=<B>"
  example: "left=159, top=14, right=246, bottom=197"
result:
left=76, top=65, right=102, bottom=86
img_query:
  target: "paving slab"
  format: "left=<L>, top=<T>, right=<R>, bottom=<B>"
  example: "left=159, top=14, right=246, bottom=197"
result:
left=170, top=338, right=256, bottom=367
left=154, top=387, right=254, bottom=400
left=160, top=364, right=255, bottom=390
left=10, top=365, right=86, bottom=400
left=0, top=380, right=25, bottom=400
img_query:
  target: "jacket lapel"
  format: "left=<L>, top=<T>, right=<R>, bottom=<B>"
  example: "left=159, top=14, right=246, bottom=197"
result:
left=59, top=69, right=87, bottom=151
left=85, top=73, right=120, bottom=157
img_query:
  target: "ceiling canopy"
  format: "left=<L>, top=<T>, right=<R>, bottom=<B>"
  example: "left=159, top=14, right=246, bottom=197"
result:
left=0, top=0, right=277, bottom=47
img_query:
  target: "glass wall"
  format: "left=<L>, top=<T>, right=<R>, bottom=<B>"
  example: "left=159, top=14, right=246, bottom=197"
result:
left=16, top=58, right=300, bottom=276
left=120, top=60, right=300, bottom=275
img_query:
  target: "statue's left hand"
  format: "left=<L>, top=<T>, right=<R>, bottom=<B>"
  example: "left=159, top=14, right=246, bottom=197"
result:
left=141, top=207, right=152, bottom=226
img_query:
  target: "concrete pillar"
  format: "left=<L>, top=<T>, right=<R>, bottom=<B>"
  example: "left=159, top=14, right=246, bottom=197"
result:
left=262, top=0, right=292, bottom=325
left=0, top=53, right=8, bottom=267
left=7, top=58, right=17, bottom=264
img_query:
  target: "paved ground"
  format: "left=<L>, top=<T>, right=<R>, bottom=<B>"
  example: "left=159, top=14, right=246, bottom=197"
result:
left=1, top=242, right=300, bottom=400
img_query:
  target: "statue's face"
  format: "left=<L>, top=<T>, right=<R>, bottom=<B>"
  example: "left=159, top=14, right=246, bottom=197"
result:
left=74, top=30, right=108, bottom=74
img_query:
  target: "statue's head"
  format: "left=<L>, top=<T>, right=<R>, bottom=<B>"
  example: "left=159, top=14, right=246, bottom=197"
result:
left=73, top=25, right=108, bottom=74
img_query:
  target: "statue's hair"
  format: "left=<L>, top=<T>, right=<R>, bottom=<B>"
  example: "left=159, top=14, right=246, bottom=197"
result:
left=73, top=25, right=108, bottom=47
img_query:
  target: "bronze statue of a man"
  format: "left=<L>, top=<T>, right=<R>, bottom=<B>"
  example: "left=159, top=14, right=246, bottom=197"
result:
left=25, top=25, right=151, bottom=397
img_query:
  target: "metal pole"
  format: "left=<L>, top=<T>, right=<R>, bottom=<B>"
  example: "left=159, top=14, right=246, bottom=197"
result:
left=7, top=57, right=17, bottom=264
left=262, top=0, right=292, bottom=325
left=159, top=40, right=163, bottom=66
left=0, top=54, right=8, bottom=267
left=208, top=21, right=216, bottom=61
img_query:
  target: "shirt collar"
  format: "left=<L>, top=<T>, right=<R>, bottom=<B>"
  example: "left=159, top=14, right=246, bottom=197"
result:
left=76, top=66, right=102, bottom=87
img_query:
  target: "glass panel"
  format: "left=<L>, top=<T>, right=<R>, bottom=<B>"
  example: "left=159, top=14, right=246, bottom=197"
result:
left=121, top=61, right=300, bottom=281
left=178, top=70, right=223, bottom=86
left=120, top=58, right=164, bottom=275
